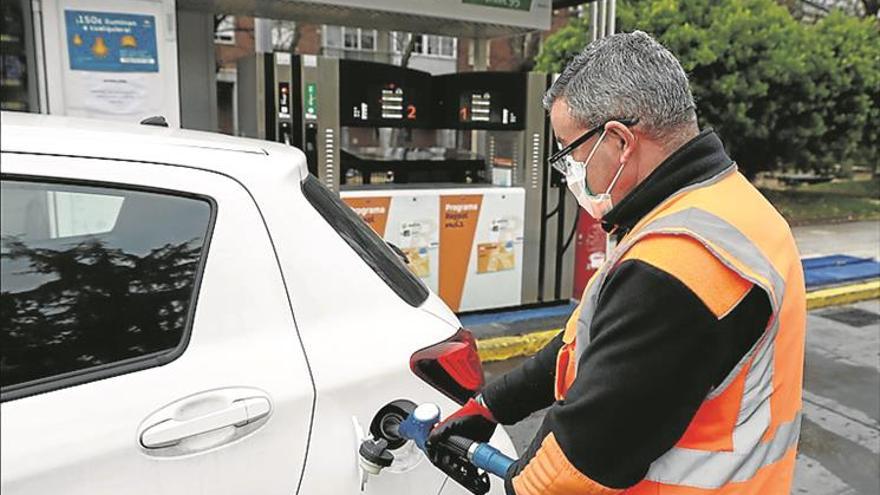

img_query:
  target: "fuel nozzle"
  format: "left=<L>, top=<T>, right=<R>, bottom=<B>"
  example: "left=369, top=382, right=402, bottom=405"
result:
left=397, top=403, right=441, bottom=451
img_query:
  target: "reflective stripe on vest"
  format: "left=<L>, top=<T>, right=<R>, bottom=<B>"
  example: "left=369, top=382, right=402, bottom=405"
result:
left=564, top=164, right=804, bottom=491
left=644, top=412, right=801, bottom=488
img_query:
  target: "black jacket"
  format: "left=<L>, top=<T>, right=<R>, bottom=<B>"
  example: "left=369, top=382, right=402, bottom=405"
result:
left=482, top=130, right=772, bottom=491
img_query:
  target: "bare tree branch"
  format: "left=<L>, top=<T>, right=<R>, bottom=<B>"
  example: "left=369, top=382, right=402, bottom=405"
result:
left=213, top=14, right=226, bottom=32
left=800, top=0, right=831, bottom=13
left=400, top=34, right=417, bottom=68
left=519, top=32, right=541, bottom=71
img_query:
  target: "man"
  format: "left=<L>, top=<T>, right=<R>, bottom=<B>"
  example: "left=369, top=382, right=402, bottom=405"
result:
left=427, top=31, right=806, bottom=494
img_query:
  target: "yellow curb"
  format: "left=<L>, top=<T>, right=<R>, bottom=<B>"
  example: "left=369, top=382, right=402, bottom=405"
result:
left=477, top=329, right=561, bottom=363
left=477, top=279, right=880, bottom=363
left=806, top=279, right=880, bottom=310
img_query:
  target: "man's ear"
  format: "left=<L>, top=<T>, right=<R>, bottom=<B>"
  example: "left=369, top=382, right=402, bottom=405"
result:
left=605, top=121, right=637, bottom=164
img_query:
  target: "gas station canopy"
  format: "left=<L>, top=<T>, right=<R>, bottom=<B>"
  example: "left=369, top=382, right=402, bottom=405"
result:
left=178, top=0, right=552, bottom=38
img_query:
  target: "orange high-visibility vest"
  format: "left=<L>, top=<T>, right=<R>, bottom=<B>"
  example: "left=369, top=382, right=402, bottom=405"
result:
left=554, top=165, right=806, bottom=494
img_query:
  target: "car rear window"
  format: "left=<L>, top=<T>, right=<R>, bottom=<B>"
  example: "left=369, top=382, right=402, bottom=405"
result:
left=0, top=178, right=212, bottom=397
left=301, top=176, right=428, bottom=307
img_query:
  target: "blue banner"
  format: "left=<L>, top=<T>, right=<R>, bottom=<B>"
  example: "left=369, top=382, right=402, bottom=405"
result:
left=65, top=10, right=159, bottom=73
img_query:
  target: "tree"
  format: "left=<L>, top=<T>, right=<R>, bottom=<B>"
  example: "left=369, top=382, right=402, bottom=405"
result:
left=536, top=0, right=880, bottom=178
left=809, top=11, right=880, bottom=176
left=535, top=19, right=590, bottom=74
left=779, top=0, right=875, bottom=21
left=510, top=32, right=542, bottom=72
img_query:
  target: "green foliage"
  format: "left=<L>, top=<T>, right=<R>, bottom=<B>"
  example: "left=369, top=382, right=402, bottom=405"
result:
left=809, top=12, right=880, bottom=176
left=759, top=186, right=880, bottom=225
left=808, top=177, right=880, bottom=197
left=536, top=0, right=880, bottom=178
left=535, top=19, right=589, bottom=73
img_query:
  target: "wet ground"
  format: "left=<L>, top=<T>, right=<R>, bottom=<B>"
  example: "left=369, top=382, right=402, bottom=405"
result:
left=484, top=300, right=880, bottom=494
left=793, top=221, right=880, bottom=261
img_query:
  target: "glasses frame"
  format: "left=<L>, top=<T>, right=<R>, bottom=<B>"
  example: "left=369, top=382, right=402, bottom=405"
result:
left=549, top=118, right=639, bottom=172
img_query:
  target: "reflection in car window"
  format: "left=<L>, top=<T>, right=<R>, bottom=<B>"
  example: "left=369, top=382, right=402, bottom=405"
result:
left=0, top=180, right=212, bottom=391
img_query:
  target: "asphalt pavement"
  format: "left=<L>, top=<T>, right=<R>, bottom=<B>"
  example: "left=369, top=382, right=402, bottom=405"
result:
left=484, top=299, right=880, bottom=495
left=793, top=221, right=880, bottom=261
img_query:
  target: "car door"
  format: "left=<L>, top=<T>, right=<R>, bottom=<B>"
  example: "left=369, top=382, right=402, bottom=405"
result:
left=0, top=152, right=314, bottom=495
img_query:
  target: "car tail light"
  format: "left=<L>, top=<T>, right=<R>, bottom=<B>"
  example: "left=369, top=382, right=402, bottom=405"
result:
left=410, top=328, right=485, bottom=405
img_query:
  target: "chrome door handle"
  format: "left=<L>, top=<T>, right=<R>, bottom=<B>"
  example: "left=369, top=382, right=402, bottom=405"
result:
left=141, top=396, right=271, bottom=449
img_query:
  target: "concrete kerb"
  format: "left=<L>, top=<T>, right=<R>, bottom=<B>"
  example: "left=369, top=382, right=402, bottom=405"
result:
left=476, top=279, right=880, bottom=363
left=805, top=280, right=880, bottom=310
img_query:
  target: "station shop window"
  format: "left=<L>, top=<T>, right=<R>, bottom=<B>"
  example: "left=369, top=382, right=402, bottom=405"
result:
left=1, top=0, right=38, bottom=112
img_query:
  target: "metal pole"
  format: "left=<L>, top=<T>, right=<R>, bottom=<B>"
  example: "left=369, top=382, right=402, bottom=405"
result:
left=590, top=1, right=599, bottom=42
left=608, top=0, right=616, bottom=36
left=598, top=0, right=607, bottom=39
left=31, top=0, right=49, bottom=113
left=254, top=18, right=273, bottom=54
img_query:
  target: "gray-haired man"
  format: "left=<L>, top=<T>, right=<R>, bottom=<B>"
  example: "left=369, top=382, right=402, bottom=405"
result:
left=428, top=31, right=805, bottom=495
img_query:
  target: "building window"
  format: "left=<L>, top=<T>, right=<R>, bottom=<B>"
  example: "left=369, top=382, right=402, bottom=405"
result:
left=0, top=0, right=38, bottom=112
left=426, top=35, right=442, bottom=56
left=324, top=26, right=378, bottom=52
left=467, top=39, right=491, bottom=66
left=343, top=28, right=358, bottom=49
left=440, top=37, right=456, bottom=58
left=360, top=30, right=376, bottom=51
left=214, top=15, right=236, bottom=45
left=324, top=25, right=342, bottom=49
left=391, top=32, right=457, bottom=59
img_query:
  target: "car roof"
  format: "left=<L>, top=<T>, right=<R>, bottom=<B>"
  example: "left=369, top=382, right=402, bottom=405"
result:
left=0, top=112, right=307, bottom=183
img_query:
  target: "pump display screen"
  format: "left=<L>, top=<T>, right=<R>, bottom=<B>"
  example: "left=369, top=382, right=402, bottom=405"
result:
left=435, top=73, right=527, bottom=130
left=459, top=91, right=511, bottom=125
left=339, top=60, right=432, bottom=128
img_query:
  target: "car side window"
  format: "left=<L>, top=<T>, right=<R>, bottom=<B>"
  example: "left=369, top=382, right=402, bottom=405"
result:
left=0, top=178, right=213, bottom=397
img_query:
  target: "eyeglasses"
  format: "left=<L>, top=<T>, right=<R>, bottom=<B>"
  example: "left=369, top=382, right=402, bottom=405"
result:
left=549, top=118, right=639, bottom=174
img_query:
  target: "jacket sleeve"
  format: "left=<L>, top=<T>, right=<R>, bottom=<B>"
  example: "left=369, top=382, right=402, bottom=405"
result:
left=480, top=332, right=564, bottom=425
left=504, top=259, right=771, bottom=494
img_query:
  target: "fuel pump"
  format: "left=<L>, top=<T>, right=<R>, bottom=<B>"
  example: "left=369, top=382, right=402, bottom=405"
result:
left=572, top=213, right=608, bottom=298
left=238, top=55, right=581, bottom=311
left=237, top=53, right=334, bottom=181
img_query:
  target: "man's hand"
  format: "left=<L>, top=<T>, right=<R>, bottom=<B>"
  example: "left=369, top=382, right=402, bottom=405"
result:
left=426, top=396, right=497, bottom=453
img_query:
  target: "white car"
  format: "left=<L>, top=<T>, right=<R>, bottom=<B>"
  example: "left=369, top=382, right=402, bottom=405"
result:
left=0, top=112, right=515, bottom=495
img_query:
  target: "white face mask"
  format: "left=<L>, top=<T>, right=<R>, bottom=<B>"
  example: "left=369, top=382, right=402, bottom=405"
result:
left=562, top=130, right=627, bottom=219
